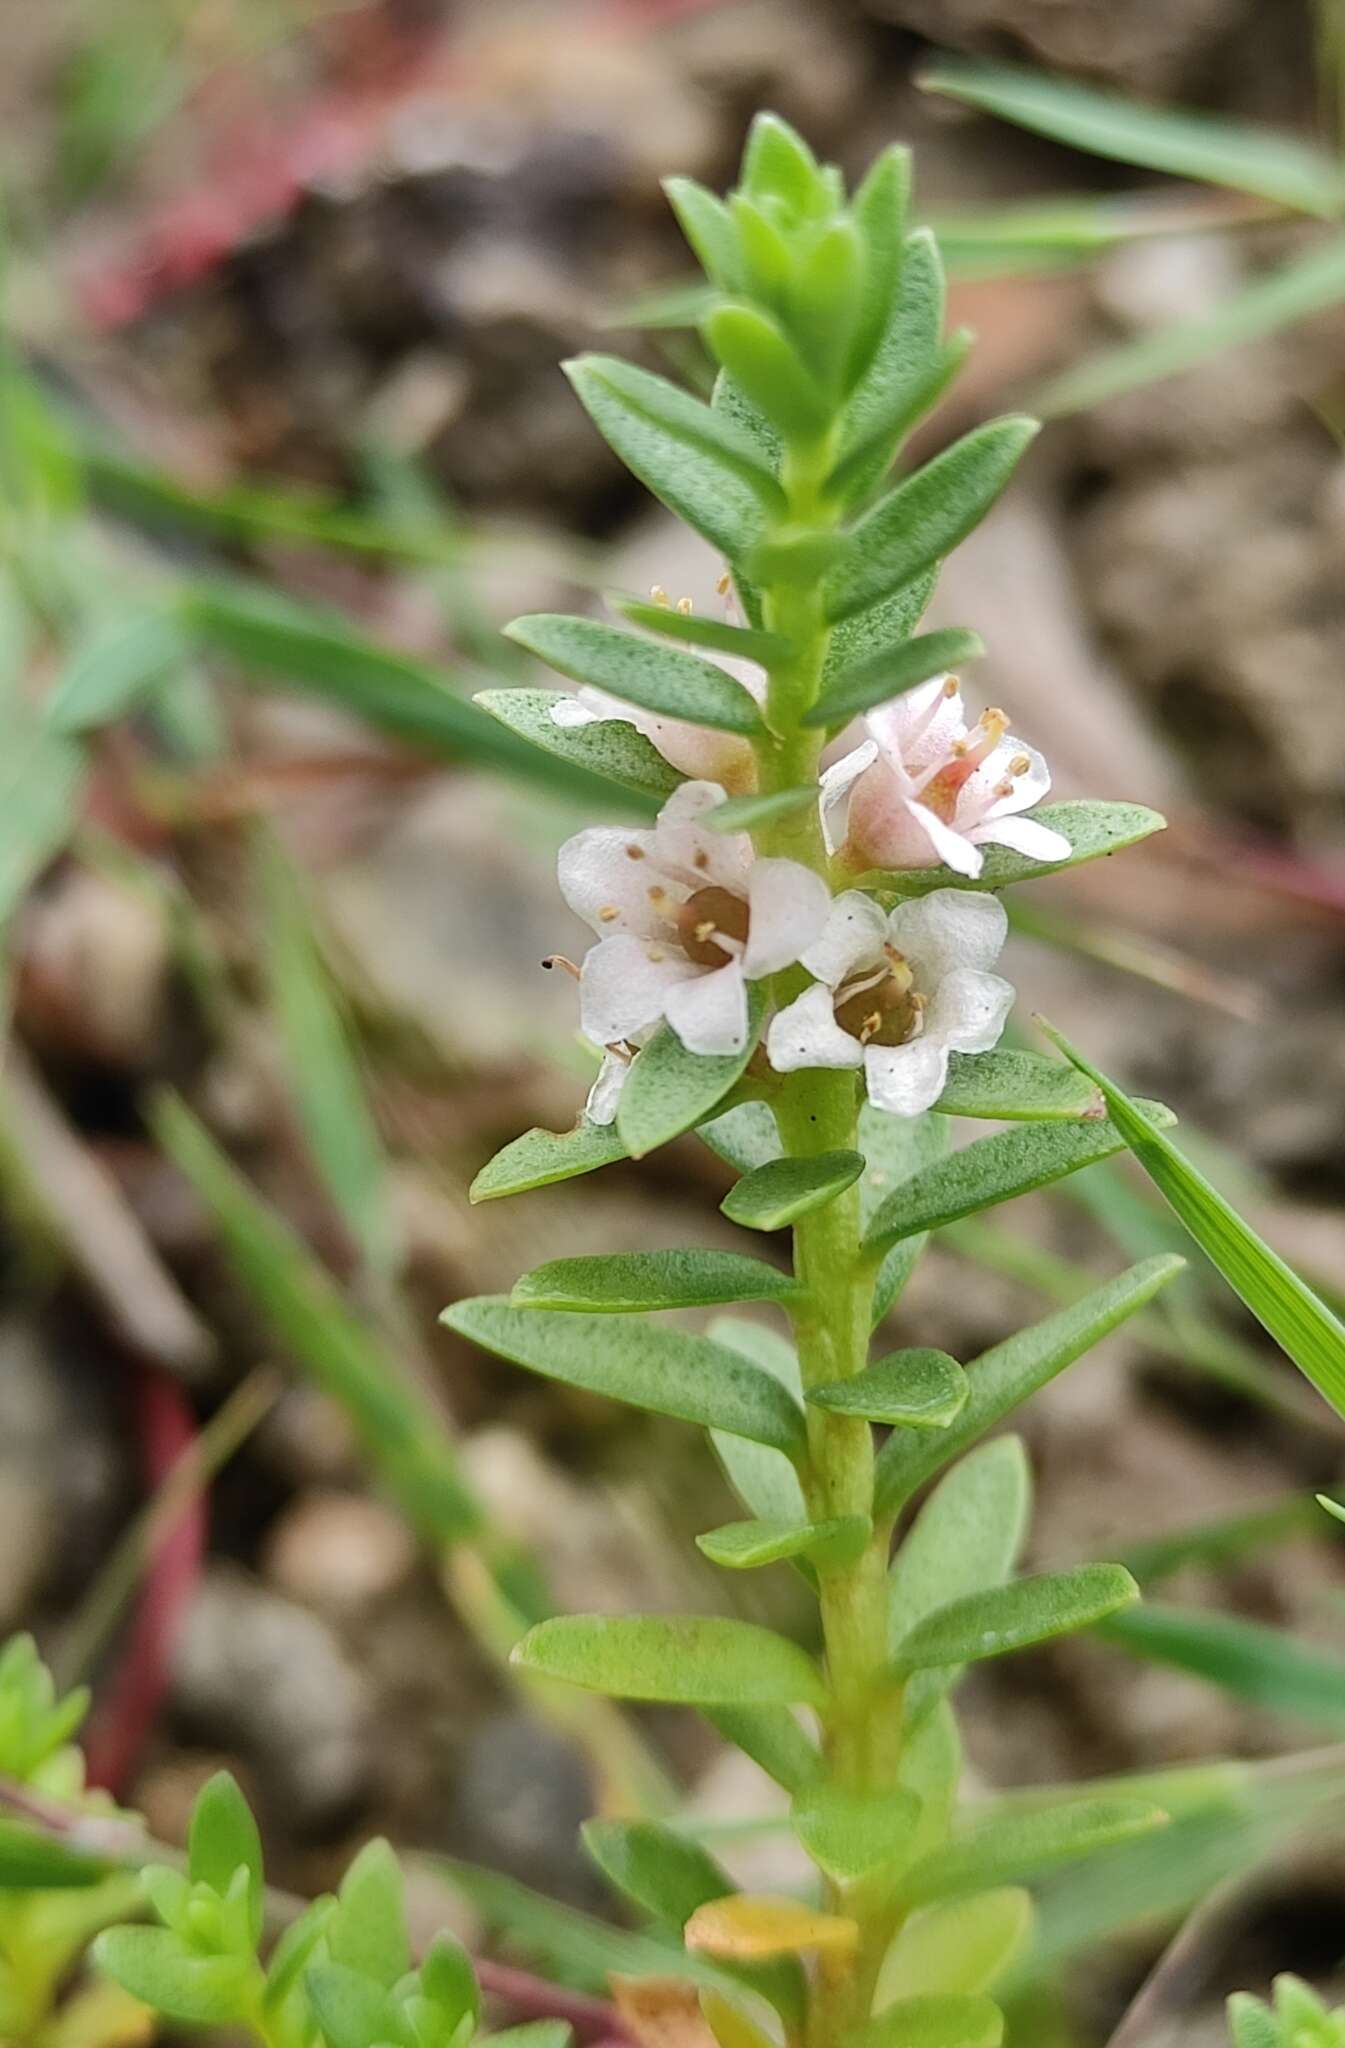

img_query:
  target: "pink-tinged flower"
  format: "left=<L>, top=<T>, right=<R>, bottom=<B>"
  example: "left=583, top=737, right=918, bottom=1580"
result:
left=559, top=781, right=831, bottom=1061
left=824, top=674, right=1071, bottom=879
left=766, top=888, right=1014, bottom=1117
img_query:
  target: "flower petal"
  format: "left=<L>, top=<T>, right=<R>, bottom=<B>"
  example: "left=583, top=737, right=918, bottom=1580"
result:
left=663, top=959, right=750, bottom=1056
left=579, top=934, right=698, bottom=1044
left=901, top=800, right=985, bottom=878
left=742, top=859, right=832, bottom=978
left=886, top=888, right=1008, bottom=982
left=819, top=740, right=878, bottom=855
left=924, top=967, right=1015, bottom=1055
left=767, top=985, right=864, bottom=1073
left=866, top=674, right=966, bottom=775
left=800, top=890, right=888, bottom=987
left=585, top=1052, right=629, bottom=1125
left=970, top=812, right=1072, bottom=864
left=655, top=780, right=751, bottom=890
left=864, top=1039, right=951, bottom=1118
left=558, top=826, right=669, bottom=937
left=551, top=695, right=600, bottom=729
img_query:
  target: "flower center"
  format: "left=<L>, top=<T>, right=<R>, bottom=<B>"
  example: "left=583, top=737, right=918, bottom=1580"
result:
left=920, top=708, right=1010, bottom=821
left=833, top=950, right=925, bottom=1048
left=676, top=886, right=750, bottom=967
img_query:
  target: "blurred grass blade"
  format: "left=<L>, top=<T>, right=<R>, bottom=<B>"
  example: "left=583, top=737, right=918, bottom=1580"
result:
left=1041, top=1022, right=1345, bottom=1422
left=150, top=1090, right=481, bottom=1545
left=437, top=1857, right=709, bottom=1994
left=256, top=832, right=394, bottom=1279
left=0, top=718, right=85, bottom=932
left=1120, top=1494, right=1322, bottom=1585
left=1035, top=237, right=1345, bottom=416
left=46, top=605, right=189, bottom=735
left=1102, top=1603, right=1345, bottom=1731
left=180, top=577, right=649, bottom=811
left=921, top=56, right=1345, bottom=216
left=931, top=189, right=1274, bottom=281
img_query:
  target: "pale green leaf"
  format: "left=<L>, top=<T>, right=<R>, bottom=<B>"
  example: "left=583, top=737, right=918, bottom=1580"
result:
left=470, top=1118, right=629, bottom=1203
left=822, top=572, right=937, bottom=690
left=875, top=1255, right=1185, bottom=1519
left=1227, top=1993, right=1282, bottom=2048
left=91, top=1930, right=251, bottom=2025
left=826, top=418, right=1038, bottom=624
left=706, top=1318, right=808, bottom=1526
left=0, top=723, right=84, bottom=930
left=893, top=1565, right=1138, bottom=1674
left=809, top=1349, right=967, bottom=1428
left=328, top=1838, right=409, bottom=1988
left=474, top=689, right=677, bottom=806
left=420, top=1932, right=482, bottom=2029
left=741, top=112, right=826, bottom=217
left=847, top=145, right=912, bottom=387
left=618, top=992, right=767, bottom=1159
left=512, top=1614, right=827, bottom=1706
left=0, top=1821, right=107, bottom=1888
left=877, top=1889, right=1032, bottom=2005
left=512, top=1248, right=795, bottom=1313
left=438, top=1856, right=694, bottom=1992
left=707, top=787, right=818, bottom=834
left=804, top=628, right=983, bottom=728
left=47, top=605, right=188, bottom=734
left=305, top=1963, right=409, bottom=2048
left=1041, top=1023, right=1345, bottom=1424
left=698, top=1101, right=782, bottom=1175
left=663, top=178, right=744, bottom=292
left=902, top=1798, right=1169, bottom=1904
left=1102, top=1602, right=1345, bottom=1730
left=442, top=1296, right=807, bottom=1458
left=704, top=1707, right=821, bottom=1795
left=861, top=1993, right=1004, bottom=2048
left=696, top=1516, right=869, bottom=1570
left=922, top=57, right=1345, bottom=217
left=705, top=304, right=831, bottom=439
left=862, top=800, right=1167, bottom=895
left=792, top=1785, right=921, bottom=1885
left=722, top=1149, right=865, bottom=1231
left=504, top=615, right=763, bottom=735
left=189, top=1771, right=263, bottom=1943
left=613, top=595, right=790, bottom=666
left=933, top=1049, right=1099, bottom=1121
left=833, top=229, right=948, bottom=504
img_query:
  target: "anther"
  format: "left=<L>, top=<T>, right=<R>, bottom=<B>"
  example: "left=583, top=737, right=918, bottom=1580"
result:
left=942, top=676, right=959, bottom=698
left=598, top=904, right=620, bottom=922
left=994, top=778, right=1015, bottom=799
left=541, top=954, right=581, bottom=980
left=676, top=595, right=693, bottom=615
left=651, top=585, right=670, bottom=607
left=1009, top=753, right=1031, bottom=777
left=716, top=571, right=731, bottom=596
left=625, top=843, right=646, bottom=860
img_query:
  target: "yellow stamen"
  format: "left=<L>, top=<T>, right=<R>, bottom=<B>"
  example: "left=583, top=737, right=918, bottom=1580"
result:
left=676, top=595, right=693, bottom=615
left=1009, top=753, right=1031, bottom=777
left=716, top=571, right=731, bottom=595
left=650, top=585, right=670, bottom=608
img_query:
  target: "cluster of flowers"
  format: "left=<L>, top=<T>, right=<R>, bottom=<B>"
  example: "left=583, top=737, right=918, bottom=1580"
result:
left=552, top=606, right=1070, bottom=1125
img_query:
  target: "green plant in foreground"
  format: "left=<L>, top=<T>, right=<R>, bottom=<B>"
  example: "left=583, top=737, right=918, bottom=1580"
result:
left=447, top=112, right=1193, bottom=2048
left=1230, top=1976, right=1345, bottom=2048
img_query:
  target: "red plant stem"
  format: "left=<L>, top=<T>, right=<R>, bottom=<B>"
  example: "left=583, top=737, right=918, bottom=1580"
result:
left=476, top=1962, right=633, bottom=2043
left=82, top=1369, right=205, bottom=1795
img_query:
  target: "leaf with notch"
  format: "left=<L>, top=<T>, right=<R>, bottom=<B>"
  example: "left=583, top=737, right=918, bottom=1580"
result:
left=809, top=1348, right=967, bottom=1428
left=804, top=628, right=984, bottom=728
left=861, top=1103, right=1176, bottom=1257
left=619, top=990, right=767, bottom=1159
left=475, top=689, right=677, bottom=806
left=470, top=1118, right=629, bottom=1203
left=825, top=418, right=1037, bottom=625
left=722, top=1150, right=865, bottom=1231
left=892, top=1565, right=1138, bottom=1674
left=513, top=1614, right=827, bottom=1706
left=511, top=1249, right=796, bottom=1313
left=505, top=616, right=763, bottom=735
left=874, top=1256, right=1186, bottom=1520
left=442, top=1297, right=807, bottom=1457
left=566, top=356, right=785, bottom=561
left=1041, top=1023, right=1345, bottom=1424
left=866, top=800, right=1167, bottom=894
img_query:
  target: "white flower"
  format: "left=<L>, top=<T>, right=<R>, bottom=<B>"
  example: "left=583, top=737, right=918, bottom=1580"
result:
left=559, top=780, right=832, bottom=1060
left=766, top=888, right=1015, bottom=1117
left=823, top=674, right=1071, bottom=879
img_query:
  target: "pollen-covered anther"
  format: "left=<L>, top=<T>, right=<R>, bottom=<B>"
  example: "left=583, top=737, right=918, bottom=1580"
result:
left=676, top=595, right=693, bottom=615
left=625, top=843, right=646, bottom=860
left=646, top=884, right=674, bottom=912
left=597, top=904, right=620, bottom=923
left=942, top=676, right=959, bottom=698
left=541, top=954, right=582, bottom=980
left=676, top=886, right=750, bottom=967
left=716, top=571, right=731, bottom=596
left=1009, top=753, right=1031, bottom=777
left=994, top=779, right=1016, bottom=799
left=650, top=584, right=670, bottom=607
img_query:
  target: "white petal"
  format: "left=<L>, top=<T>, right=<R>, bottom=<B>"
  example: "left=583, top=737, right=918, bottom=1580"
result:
left=867, top=674, right=966, bottom=774
left=924, top=967, right=1015, bottom=1055
left=819, top=740, right=877, bottom=855
left=585, top=1052, right=629, bottom=1125
left=557, top=826, right=670, bottom=937
left=800, top=890, right=888, bottom=986
left=551, top=695, right=600, bottom=728
left=902, top=800, right=985, bottom=878
left=579, top=934, right=698, bottom=1045
left=742, top=859, right=832, bottom=978
left=654, top=780, right=750, bottom=890
left=767, top=985, right=864, bottom=1073
left=985, top=739, right=1053, bottom=815
left=864, top=1039, right=951, bottom=1118
left=663, top=959, right=750, bottom=1056
left=971, top=813, right=1072, bottom=865
left=886, top=888, right=1008, bottom=983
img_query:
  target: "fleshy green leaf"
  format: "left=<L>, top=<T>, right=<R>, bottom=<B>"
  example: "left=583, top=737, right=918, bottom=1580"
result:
left=1101, top=1602, right=1345, bottom=1730
left=829, top=336, right=971, bottom=507
left=511, top=1249, right=795, bottom=1313
left=91, top=1929, right=251, bottom=2025
left=804, top=628, right=984, bottom=728
left=921, top=56, right=1345, bottom=217
left=859, top=1105, right=949, bottom=1325
left=470, top=1118, right=629, bottom=1203
left=741, top=113, right=826, bottom=217
left=861, top=1993, right=1004, bottom=2048
left=901, top=1798, right=1169, bottom=1904
left=847, top=146, right=912, bottom=388
left=893, top=1565, right=1138, bottom=1674
left=792, top=1786, right=922, bottom=1885
left=862, top=1103, right=1175, bottom=1257
left=513, top=1615, right=827, bottom=1706
left=704, top=304, right=831, bottom=439
left=704, top=1705, right=821, bottom=1795
left=696, top=1516, right=869, bottom=1570
left=664, top=178, right=744, bottom=291
left=438, top=1855, right=695, bottom=1991
left=863, top=800, right=1167, bottom=895
left=305, top=1963, right=410, bottom=2048
left=420, top=1932, right=482, bottom=2030
left=933, top=1049, right=1099, bottom=1121
left=618, top=991, right=767, bottom=1159
left=262, top=1898, right=338, bottom=2008
left=707, top=786, right=818, bottom=833
left=0, top=1821, right=107, bottom=1888
left=505, top=615, right=762, bottom=734
left=874, top=1256, right=1186, bottom=1519
left=808, top=1349, right=967, bottom=1428
left=474, top=689, right=677, bottom=805
left=442, top=1296, right=807, bottom=1457
left=1041, top=1023, right=1345, bottom=1424
left=722, top=1150, right=865, bottom=1231
left=791, top=220, right=864, bottom=388
left=877, top=1889, right=1032, bottom=2004
left=613, top=595, right=790, bottom=666
left=328, top=1837, right=409, bottom=1988
left=565, top=355, right=785, bottom=560
left=583, top=1818, right=733, bottom=1924
left=832, top=229, right=947, bottom=504
left=1227, top=1994, right=1282, bottom=2048
left=825, top=418, right=1038, bottom=625
left=188, top=1772, right=263, bottom=1945
left=706, top=1318, right=808, bottom=1526
left=699, top=1101, right=782, bottom=1174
